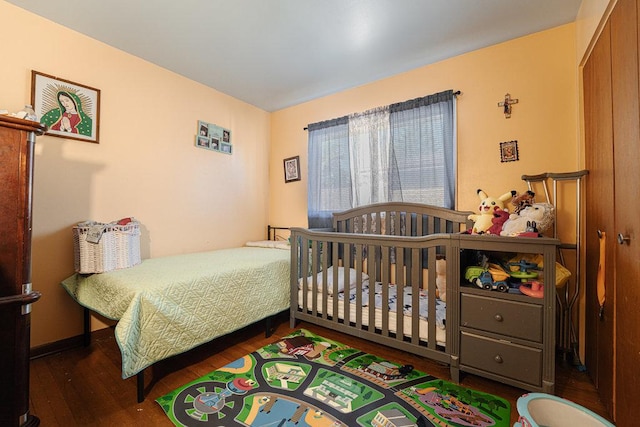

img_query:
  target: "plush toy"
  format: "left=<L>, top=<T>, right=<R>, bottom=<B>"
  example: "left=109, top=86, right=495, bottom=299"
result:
left=511, top=190, right=536, bottom=214
left=435, top=258, right=447, bottom=302
left=500, top=202, right=555, bottom=237
left=486, top=207, right=510, bottom=235
left=468, top=189, right=515, bottom=234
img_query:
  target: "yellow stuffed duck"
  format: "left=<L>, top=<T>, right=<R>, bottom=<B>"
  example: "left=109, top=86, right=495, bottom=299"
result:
left=467, top=189, right=515, bottom=234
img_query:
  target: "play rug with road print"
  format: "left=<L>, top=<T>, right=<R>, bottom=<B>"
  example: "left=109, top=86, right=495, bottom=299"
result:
left=156, top=329, right=510, bottom=427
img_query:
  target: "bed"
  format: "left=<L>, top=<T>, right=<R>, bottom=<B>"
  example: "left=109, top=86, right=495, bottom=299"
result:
left=61, top=243, right=290, bottom=402
left=290, top=202, right=473, bottom=369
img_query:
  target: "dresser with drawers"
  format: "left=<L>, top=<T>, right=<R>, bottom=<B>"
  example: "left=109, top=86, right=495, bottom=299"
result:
left=0, top=115, right=46, bottom=426
left=449, top=234, right=560, bottom=393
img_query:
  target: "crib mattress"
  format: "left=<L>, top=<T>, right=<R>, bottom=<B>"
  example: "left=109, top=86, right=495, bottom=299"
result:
left=298, top=285, right=446, bottom=346
left=62, top=247, right=290, bottom=378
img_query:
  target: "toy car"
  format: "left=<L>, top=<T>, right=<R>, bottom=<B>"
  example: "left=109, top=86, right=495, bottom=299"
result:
left=476, top=271, right=509, bottom=292
left=464, top=265, right=510, bottom=292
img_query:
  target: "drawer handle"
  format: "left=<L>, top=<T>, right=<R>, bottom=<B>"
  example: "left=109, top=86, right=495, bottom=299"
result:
left=494, top=355, right=504, bottom=364
left=494, top=314, right=504, bottom=322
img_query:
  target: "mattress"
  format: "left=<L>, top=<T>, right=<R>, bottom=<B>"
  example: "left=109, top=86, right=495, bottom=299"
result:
left=297, top=283, right=446, bottom=346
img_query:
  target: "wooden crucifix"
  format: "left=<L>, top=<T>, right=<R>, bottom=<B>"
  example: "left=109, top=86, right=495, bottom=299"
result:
left=498, top=93, right=519, bottom=118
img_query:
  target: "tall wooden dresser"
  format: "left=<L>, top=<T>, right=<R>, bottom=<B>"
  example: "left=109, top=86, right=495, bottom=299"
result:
left=0, top=115, right=46, bottom=426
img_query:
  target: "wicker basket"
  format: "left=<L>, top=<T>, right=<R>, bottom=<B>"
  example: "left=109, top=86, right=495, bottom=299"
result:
left=73, top=219, right=141, bottom=274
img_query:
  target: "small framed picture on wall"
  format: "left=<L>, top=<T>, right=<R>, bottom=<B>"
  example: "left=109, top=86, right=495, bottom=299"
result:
left=500, top=140, right=519, bottom=162
left=220, top=142, right=232, bottom=154
left=198, top=121, right=209, bottom=137
left=196, top=135, right=210, bottom=148
left=284, top=156, right=301, bottom=183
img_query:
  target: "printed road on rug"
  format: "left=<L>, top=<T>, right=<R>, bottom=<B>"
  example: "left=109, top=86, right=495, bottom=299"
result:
left=156, top=329, right=510, bottom=427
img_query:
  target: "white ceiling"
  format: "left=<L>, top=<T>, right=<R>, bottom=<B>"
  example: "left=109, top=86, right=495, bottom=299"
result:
left=7, top=0, right=582, bottom=112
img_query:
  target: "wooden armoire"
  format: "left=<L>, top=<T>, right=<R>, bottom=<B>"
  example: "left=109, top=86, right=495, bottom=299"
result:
left=0, top=115, right=46, bottom=426
left=583, top=0, right=640, bottom=425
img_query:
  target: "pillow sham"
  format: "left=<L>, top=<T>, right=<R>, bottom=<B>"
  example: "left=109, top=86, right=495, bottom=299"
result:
left=245, top=240, right=290, bottom=250
left=300, top=266, right=369, bottom=294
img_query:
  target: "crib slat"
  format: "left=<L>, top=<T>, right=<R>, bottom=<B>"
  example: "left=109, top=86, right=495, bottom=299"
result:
left=426, top=215, right=435, bottom=235
left=354, top=244, right=364, bottom=330
left=410, top=248, right=421, bottom=346
left=343, top=243, right=352, bottom=326
left=301, top=236, right=309, bottom=315
left=313, top=240, right=321, bottom=317
left=381, top=246, right=390, bottom=336
left=395, top=247, right=405, bottom=342
left=331, top=242, right=339, bottom=324
left=367, top=244, right=376, bottom=333
left=426, top=246, right=437, bottom=350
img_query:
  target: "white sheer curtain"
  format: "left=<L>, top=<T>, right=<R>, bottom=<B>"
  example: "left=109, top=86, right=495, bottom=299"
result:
left=348, top=106, right=391, bottom=206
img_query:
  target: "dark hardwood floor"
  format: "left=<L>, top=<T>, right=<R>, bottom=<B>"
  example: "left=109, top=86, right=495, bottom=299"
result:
left=30, top=318, right=611, bottom=426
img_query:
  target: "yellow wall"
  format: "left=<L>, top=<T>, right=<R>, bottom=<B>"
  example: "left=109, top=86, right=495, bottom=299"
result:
left=270, top=24, right=580, bottom=241
left=1, top=1, right=272, bottom=347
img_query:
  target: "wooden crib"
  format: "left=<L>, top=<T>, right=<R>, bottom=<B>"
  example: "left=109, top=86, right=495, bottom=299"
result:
left=289, top=202, right=473, bottom=370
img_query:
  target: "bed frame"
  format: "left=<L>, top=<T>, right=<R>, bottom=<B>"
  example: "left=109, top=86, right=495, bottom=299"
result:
left=290, top=202, right=473, bottom=372
left=73, top=230, right=290, bottom=403
left=81, top=307, right=285, bottom=403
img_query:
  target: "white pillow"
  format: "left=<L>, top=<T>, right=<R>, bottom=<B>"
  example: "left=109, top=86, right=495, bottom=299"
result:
left=245, top=240, right=290, bottom=250
left=300, top=266, right=369, bottom=294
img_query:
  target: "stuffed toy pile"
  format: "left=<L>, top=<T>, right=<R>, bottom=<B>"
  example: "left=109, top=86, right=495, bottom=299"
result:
left=467, top=188, right=555, bottom=237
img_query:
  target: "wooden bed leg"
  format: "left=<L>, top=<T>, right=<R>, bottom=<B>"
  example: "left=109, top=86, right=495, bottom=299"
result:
left=137, top=370, right=145, bottom=403
left=83, top=307, right=91, bottom=347
left=265, top=310, right=288, bottom=338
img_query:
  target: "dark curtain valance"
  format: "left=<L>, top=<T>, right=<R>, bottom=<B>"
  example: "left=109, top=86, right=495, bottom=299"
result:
left=307, top=116, right=348, bottom=132
left=307, top=89, right=455, bottom=130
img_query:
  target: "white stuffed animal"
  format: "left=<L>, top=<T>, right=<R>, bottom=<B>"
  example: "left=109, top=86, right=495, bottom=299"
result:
left=500, top=202, right=555, bottom=237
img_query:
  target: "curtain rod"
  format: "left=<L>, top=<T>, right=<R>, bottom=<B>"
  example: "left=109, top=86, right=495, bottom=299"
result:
left=303, top=90, right=461, bottom=130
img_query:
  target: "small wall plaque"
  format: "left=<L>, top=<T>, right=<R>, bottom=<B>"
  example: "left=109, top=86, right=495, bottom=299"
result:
left=500, top=140, right=519, bottom=162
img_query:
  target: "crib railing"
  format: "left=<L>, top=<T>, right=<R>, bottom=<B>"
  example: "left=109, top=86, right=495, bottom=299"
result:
left=332, top=202, right=473, bottom=236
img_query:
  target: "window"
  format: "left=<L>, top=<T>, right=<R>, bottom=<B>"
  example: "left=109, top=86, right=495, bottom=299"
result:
left=307, top=90, right=456, bottom=228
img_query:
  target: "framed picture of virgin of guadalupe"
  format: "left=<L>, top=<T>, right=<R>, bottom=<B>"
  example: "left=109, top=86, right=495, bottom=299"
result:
left=31, top=70, right=101, bottom=143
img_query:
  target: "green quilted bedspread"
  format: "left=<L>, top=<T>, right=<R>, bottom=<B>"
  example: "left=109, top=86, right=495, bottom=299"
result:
left=61, top=247, right=290, bottom=378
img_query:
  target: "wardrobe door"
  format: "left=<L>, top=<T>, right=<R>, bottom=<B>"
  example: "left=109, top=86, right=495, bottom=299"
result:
left=583, top=20, right=615, bottom=418
left=610, top=0, right=640, bottom=424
